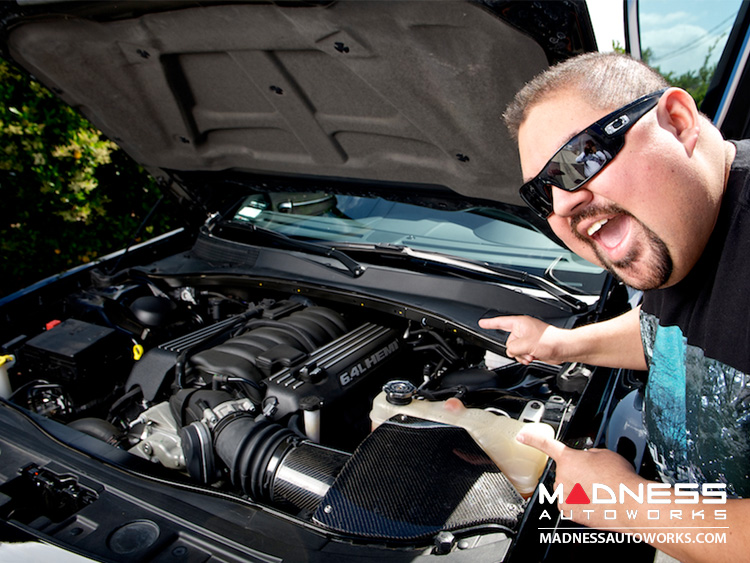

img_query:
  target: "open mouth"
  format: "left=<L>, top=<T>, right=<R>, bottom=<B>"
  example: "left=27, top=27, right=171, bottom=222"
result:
left=590, top=215, right=629, bottom=248
left=587, top=218, right=609, bottom=237
left=576, top=212, right=633, bottom=263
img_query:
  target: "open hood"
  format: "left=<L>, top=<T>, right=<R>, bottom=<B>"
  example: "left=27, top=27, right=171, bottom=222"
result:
left=0, top=7, right=659, bottom=563
left=1, top=0, right=597, bottom=211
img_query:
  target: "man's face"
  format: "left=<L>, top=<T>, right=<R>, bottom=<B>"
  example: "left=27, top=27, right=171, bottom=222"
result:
left=518, top=91, right=714, bottom=290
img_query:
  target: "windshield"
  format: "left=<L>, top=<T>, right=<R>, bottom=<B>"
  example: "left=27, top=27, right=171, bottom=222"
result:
left=229, top=192, right=607, bottom=295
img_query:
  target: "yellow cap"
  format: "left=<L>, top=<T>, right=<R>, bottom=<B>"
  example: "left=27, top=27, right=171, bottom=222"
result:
left=0, top=355, right=15, bottom=367
left=133, top=344, right=144, bottom=361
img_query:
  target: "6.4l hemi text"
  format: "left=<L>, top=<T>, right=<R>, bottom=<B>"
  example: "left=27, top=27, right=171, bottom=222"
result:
left=340, top=340, right=400, bottom=386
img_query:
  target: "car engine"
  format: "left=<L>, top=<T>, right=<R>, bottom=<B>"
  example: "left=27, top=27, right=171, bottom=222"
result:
left=3, top=272, right=592, bottom=542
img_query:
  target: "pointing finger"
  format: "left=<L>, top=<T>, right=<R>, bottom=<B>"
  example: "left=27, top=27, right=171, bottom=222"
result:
left=516, top=426, right=567, bottom=461
left=478, top=316, right=519, bottom=331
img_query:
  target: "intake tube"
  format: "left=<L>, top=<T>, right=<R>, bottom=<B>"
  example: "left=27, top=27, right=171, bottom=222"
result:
left=212, top=413, right=349, bottom=512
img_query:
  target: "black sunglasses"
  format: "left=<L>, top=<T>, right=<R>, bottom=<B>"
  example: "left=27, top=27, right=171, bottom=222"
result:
left=519, top=88, right=668, bottom=219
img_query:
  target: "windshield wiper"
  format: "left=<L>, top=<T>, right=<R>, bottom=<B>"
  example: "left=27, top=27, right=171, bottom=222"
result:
left=211, top=222, right=365, bottom=278
left=339, top=243, right=588, bottom=313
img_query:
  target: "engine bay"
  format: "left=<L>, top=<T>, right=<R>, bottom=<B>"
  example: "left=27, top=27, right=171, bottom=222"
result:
left=1, top=267, right=597, bottom=543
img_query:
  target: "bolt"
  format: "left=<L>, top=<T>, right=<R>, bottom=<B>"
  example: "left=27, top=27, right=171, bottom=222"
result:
left=434, top=531, right=455, bottom=555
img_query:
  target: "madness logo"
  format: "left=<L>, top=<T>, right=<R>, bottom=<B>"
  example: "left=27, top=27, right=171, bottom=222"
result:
left=538, top=482, right=727, bottom=505
left=536, top=482, right=727, bottom=522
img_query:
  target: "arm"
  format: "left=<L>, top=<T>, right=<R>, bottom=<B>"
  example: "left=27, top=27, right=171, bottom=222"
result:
left=518, top=429, right=750, bottom=563
left=478, top=307, right=647, bottom=370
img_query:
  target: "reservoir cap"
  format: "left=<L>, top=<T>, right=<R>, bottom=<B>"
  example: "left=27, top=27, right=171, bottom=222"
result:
left=383, top=380, right=417, bottom=405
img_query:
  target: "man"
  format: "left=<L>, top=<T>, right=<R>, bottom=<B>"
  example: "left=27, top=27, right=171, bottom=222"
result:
left=479, top=52, right=750, bottom=561
left=576, top=139, right=606, bottom=177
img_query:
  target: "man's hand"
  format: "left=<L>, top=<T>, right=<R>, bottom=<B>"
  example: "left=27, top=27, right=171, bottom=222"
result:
left=478, top=315, right=563, bottom=365
left=478, top=308, right=647, bottom=371
left=516, top=427, right=644, bottom=529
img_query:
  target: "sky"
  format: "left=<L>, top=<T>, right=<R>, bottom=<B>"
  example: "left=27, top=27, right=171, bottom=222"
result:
left=587, top=0, right=742, bottom=75
left=639, top=0, right=742, bottom=75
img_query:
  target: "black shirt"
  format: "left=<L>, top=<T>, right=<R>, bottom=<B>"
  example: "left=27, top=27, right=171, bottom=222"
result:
left=641, top=139, right=750, bottom=497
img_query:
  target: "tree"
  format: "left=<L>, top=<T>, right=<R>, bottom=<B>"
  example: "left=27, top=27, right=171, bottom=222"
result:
left=615, top=42, right=720, bottom=108
left=0, top=57, right=174, bottom=297
left=642, top=45, right=719, bottom=108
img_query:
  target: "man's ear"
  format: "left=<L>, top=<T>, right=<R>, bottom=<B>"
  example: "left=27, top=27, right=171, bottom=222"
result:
left=656, top=88, right=701, bottom=156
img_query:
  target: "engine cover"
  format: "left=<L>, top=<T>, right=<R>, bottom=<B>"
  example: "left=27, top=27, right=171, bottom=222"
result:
left=263, top=322, right=402, bottom=418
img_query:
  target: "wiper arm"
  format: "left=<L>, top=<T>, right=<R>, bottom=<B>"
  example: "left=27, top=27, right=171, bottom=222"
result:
left=214, top=222, right=365, bottom=278
left=477, top=258, right=588, bottom=313
left=350, top=243, right=588, bottom=313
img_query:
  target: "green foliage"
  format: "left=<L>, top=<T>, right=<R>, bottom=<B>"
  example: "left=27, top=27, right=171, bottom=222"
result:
left=0, top=57, right=174, bottom=297
left=613, top=40, right=719, bottom=107
left=641, top=44, right=720, bottom=108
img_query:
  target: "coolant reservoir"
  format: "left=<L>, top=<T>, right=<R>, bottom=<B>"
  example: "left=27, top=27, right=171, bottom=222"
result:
left=370, top=381, right=555, bottom=497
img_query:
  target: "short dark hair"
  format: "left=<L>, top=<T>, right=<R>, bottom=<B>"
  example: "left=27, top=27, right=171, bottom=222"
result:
left=503, top=52, right=669, bottom=139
